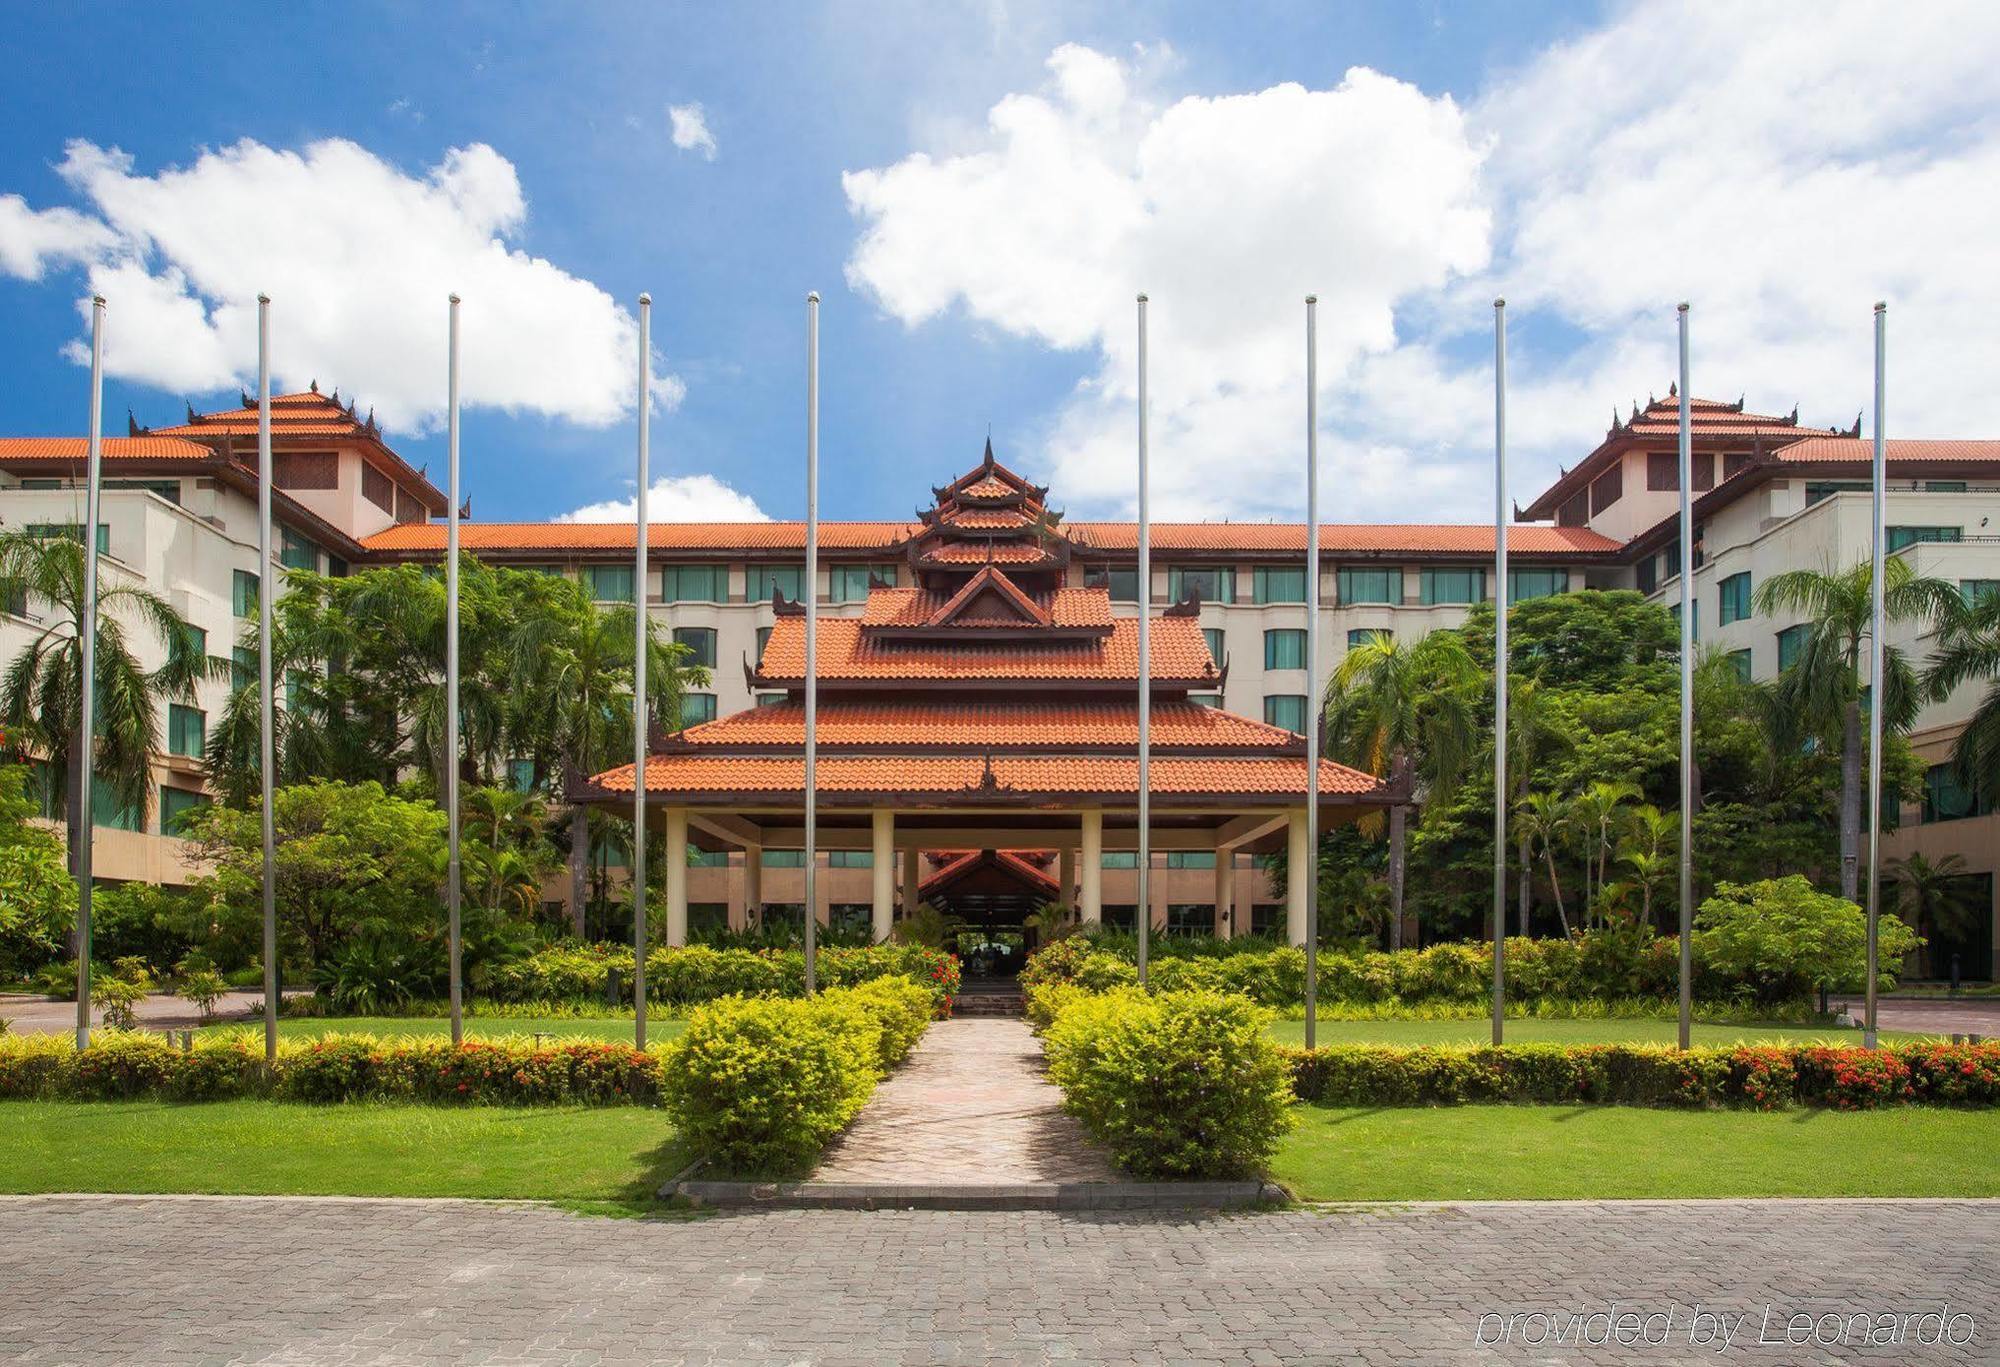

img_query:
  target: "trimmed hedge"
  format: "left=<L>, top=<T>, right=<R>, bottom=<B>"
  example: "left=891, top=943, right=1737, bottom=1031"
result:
left=1042, top=989, right=1296, bottom=1179
left=661, top=982, right=933, bottom=1174
left=489, top=942, right=962, bottom=1016
left=1281, top=1041, right=2000, bottom=1111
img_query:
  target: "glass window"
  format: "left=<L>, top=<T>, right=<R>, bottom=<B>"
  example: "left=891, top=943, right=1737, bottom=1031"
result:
left=1187, top=692, right=1223, bottom=708
left=1508, top=569, right=1567, bottom=603
left=1100, top=851, right=1138, bottom=869
left=1420, top=568, right=1484, bottom=606
left=1338, top=568, right=1398, bottom=605
left=591, top=835, right=630, bottom=869
left=1165, top=852, right=1216, bottom=869
left=185, top=625, right=207, bottom=660
left=1250, top=903, right=1287, bottom=938
left=1263, top=628, right=1305, bottom=670
left=1887, top=526, right=1963, bottom=551
left=1923, top=764, right=1995, bottom=823
left=830, top=565, right=891, bottom=603
left=1165, top=904, right=1212, bottom=935
left=687, top=849, right=729, bottom=867
left=1718, top=571, right=1753, bottom=626
left=159, top=786, right=208, bottom=834
left=1202, top=628, right=1227, bottom=669
left=756, top=692, right=787, bottom=707
left=1347, top=627, right=1389, bottom=649
left=1963, top=579, right=2000, bottom=605
left=1663, top=541, right=1681, bottom=580
left=232, top=569, right=260, bottom=619
left=1776, top=623, right=1809, bottom=672
left=663, top=564, right=723, bottom=602
left=1726, top=648, right=1753, bottom=685
left=279, top=526, right=319, bottom=572
left=1926, top=481, right=1968, bottom=493
left=1101, top=904, right=1138, bottom=933
left=749, top=564, right=805, bottom=603
left=168, top=704, right=205, bottom=758
left=1264, top=694, right=1307, bottom=733
left=762, top=849, right=805, bottom=868
left=584, top=565, right=634, bottom=602
left=755, top=625, right=773, bottom=661
left=1252, top=566, right=1306, bottom=604
left=680, top=694, right=718, bottom=726
left=828, top=851, right=874, bottom=868
left=1169, top=565, right=1234, bottom=604
left=91, top=783, right=142, bottom=832
left=231, top=646, right=256, bottom=692
left=1668, top=600, right=1699, bottom=643
left=25, top=522, right=110, bottom=554
left=1636, top=555, right=1658, bottom=596
left=1085, top=567, right=1140, bottom=602
left=506, top=758, right=537, bottom=793
left=673, top=626, right=717, bottom=668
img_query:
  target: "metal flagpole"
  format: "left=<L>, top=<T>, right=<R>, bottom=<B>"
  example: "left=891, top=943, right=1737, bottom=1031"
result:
left=1302, top=296, right=1319, bottom=1048
left=1865, top=301, right=1887, bottom=1050
left=1135, top=293, right=1151, bottom=989
left=1676, top=303, right=1694, bottom=1051
left=257, top=295, right=278, bottom=1065
left=1492, top=298, right=1509, bottom=1048
left=804, top=292, right=820, bottom=995
left=75, top=295, right=105, bottom=1050
left=445, top=294, right=464, bottom=1047
left=633, top=293, right=652, bottom=1048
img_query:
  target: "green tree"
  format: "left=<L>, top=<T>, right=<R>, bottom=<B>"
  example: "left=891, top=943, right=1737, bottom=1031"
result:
left=1513, top=790, right=1575, bottom=938
left=1754, top=558, right=1959, bottom=901
left=0, top=763, right=74, bottom=970
left=1694, top=874, right=1921, bottom=1004
left=1570, top=779, right=1641, bottom=924
left=1926, top=586, right=2000, bottom=810
left=1324, top=629, right=1479, bottom=949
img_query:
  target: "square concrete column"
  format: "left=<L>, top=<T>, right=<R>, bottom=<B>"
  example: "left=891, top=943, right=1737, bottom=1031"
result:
left=871, top=809, right=895, bottom=942
left=1214, top=850, right=1234, bottom=938
left=1079, top=810, right=1103, bottom=924
left=740, top=843, right=762, bottom=931
left=901, top=844, right=921, bottom=913
left=664, top=806, right=689, bottom=947
left=1286, top=807, right=1310, bottom=946
left=1057, top=846, right=1076, bottom=908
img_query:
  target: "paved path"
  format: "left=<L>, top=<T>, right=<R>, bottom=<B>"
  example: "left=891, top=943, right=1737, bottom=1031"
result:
left=813, top=1017, right=1117, bottom=1185
left=0, top=1196, right=1994, bottom=1364
left=1833, top=995, right=2000, bottom=1037
left=0, top=989, right=305, bottom=1036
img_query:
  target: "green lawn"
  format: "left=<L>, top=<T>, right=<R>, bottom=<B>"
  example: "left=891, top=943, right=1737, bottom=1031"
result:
left=0, top=1100, right=689, bottom=1209
left=1274, top=1104, right=2000, bottom=1201
left=1265, top=1018, right=1925, bottom=1048
left=200, top=1016, right=682, bottom=1044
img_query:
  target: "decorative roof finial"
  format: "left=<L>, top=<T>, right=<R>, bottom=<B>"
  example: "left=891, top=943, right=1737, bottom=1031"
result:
left=126, top=409, right=141, bottom=437
left=1786, top=403, right=1799, bottom=425
left=1849, top=412, right=1863, bottom=438
left=309, top=378, right=318, bottom=394
left=240, top=389, right=253, bottom=409
left=186, top=400, right=198, bottom=424
left=1668, top=381, right=1677, bottom=398
left=981, top=434, right=995, bottom=468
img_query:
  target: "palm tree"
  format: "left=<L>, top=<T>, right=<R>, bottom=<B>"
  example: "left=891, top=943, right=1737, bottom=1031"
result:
left=1755, top=557, right=1960, bottom=901
left=0, top=529, right=206, bottom=906
left=1885, top=851, right=1978, bottom=977
left=1514, top=790, right=1574, bottom=939
left=1570, top=779, right=1641, bottom=925
left=1614, top=804, right=1676, bottom=931
left=1505, top=673, right=1570, bottom=937
left=1324, top=629, right=1479, bottom=950
left=460, top=786, right=555, bottom=917
left=1926, top=587, right=2000, bottom=811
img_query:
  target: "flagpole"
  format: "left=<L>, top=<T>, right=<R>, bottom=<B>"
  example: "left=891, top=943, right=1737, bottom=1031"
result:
left=445, top=294, right=464, bottom=1047
left=1302, top=295, right=1319, bottom=1048
left=633, top=293, right=652, bottom=1049
left=256, top=294, right=278, bottom=1066
left=1492, top=298, right=1509, bottom=1048
left=1676, top=302, right=1694, bottom=1051
left=804, top=291, right=820, bottom=995
left=1865, top=301, right=1887, bottom=1050
left=1135, top=293, right=1151, bottom=989
left=75, top=294, right=105, bottom=1050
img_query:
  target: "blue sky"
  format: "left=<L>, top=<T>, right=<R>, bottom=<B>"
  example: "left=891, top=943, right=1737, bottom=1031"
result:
left=3, top=1, right=1996, bottom=526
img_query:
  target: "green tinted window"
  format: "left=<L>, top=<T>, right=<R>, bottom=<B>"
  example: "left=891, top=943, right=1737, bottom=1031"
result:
left=1338, top=568, right=1398, bottom=604
left=584, top=565, right=634, bottom=602
left=1263, top=694, right=1307, bottom=732
left=1420, top=568, right=1484, bottom=605
left=1252, top=566, right=1306, bottom=603
left=168, top=704, right=205, bottom=758
left=1718, top=571, right=1752, bottom=625
left=1263, top=628, right=1305, bottom=670
left=1508, top=569, right=1567, bottom=603
left=748, top=564, right=805, bottom=603
left=663, top=564, right=723, bottom=602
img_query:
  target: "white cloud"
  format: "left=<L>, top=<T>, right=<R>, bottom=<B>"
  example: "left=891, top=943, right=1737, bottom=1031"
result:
left=843, top=44, right=1491, bottom=519
left=558, top=473, right=769, bottom=523
left=668, top=104, right=718, bottom=160
left=9, top=138, right=675, bottom=432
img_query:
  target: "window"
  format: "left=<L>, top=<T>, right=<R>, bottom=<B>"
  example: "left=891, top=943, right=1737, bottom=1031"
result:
left=1252, top=566, right=1306, bottom=604
left=274, top=451, right=337, bottom=490
left=687, top=849, right=729, bottom=867
left=1166, top=904, right=1212, bottom=935
left=361, top=462, right=395, bottom=513
left=591, top=835, right=630, bottom=869
left=1718, top=571, right=1753, bottom=626
left=1663, top=541, right=1681, bottom=580
left=673, top=627, right=717, bottom=668
left=168, top=704, right=205, bottom=758
left=681, top=694, right=718, bottom=726
left=1887, top=526, right=1963, bottom=551
left=1420, top=568, right=1484, bottom=606
left=762, top=849, right=806, bottom=868
left=828, top=851, right=874, bottom=868
left=1347, top=627, right=1389, bottom=649
left=1203, top=628, right=1227, bottom=669
left=1165, top=852, right=1216, bottom=869
left=1338, top=567, right=1398, bottom=605
left=395, top=487, right=425, bottom=525
left=749, top=563, right=805, bottom=603
left=507, top=758, right=537, bottom=793
left=26, top=522, right=110, bottom=554
left=1263, top=628, right=1305, bottom=670
left=584, top=565, right=634, bottom=602
left=756, top=625, right=773, bottom=661
left=1635, top=555, right=1658, bottom=596
left=1646, top=452, right=1676, bottom=491
left=1264, top=694, right=1307, bottom=733
left=1692, top=453, right=1714, bottom=491
left=1668, top=601, right=1699, bottom=643
left=159, top=786, right=208, bottom=834
left=184, top=625, right=207, bottom=660
left=756, top=692, right=787, bottom=707
left=1776, top=623, right=1809, bottom=672
left=2, top=581, right=25, bottom=618
left=1101, top=904, right=1138, bottom=933
left=1926, top=481, right=1968, bottom=493
left=105, top=478, right=182, bottom=503
left=1963, top=579, right=2000, bottom=605
left=1723, top=453, right=1752, bottom=480
left=279, top=526, right=319, bottom=572
left=1250, top=903, right=1287, bottom=937
left=1805, top=480, right=1870, bottom=506
left=92, top=783, right=142, bottom=832
left=830, top=565, right=890, bottom=603
left=232, top=646, right=256, bottom=691
left=1168, top=565, right=1233, bottom=604
left=1085, top=567, right=1140, bottom=602
left=1508, top=569, right=1567, bottom=603
left=1556, top=491, right=1589, bottom=527
left=1922, top=764, right=1994, bottom=823
left=1726, top=649, right=1753, bottom=685
left=1100, top=851, right=1138, bottom=869
left=662, top=564, right=723, bottom=602
left=1589, top=465, right=1622, bottom=514
left=1188, top=693, right=1223, bottom=708
left=233, top=569, right=260, bottom=619
left=688, top=904, right=730, bottom=937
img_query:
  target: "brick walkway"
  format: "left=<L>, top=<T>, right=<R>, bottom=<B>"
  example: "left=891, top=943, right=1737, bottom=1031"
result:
left=813, top=1017, right=1117, bottom=1184
left=1, top=1196, right=1995, bottom=1363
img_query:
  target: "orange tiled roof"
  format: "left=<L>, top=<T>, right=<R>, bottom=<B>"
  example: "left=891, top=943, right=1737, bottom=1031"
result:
left=915, top=538, right=1059, bottom=565
left=149, top=389, right=375, bottom=439
left=361, top=521, right=920, bottom=553
left=754, top=616, right=1218, bottom=684
left=676, top=699, right=1299, bottom=748
left=941, top=506, right=1035, bottom=530
left=1766, top=436, right=2000, bottom=466
left=859, top=585, right=1115, bottom=630
left=1066, top=523, right=1620, bottom=553
left=960, top=474, right=1020, bottom=500
left=919, top=848, right=1060, bottom=898
left=0, top=436, right=214, bottom=462
left=592, top=752, right=1378, bottom=799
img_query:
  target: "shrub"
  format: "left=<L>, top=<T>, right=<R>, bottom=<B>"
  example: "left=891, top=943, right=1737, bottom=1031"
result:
left=1696, top=876, right=1922, bottom=1004
left=94, top=976, right=148, bottom=1031
left=489, top=941, right=962, bottom=1017
left=0, top=1032, right=74, bottom=1098
left=169, top=1036, right=261, bottom=1101
left=67, top=1030, right=181, bottom=1099
left=820, top=976, right=933, bottom=1068
left=1042, top=988, right=1296, bottom=1179
left=661, top=996, right=883, bottom=1175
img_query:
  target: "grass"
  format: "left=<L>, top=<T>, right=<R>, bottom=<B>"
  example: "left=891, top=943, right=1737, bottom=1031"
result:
left=199, top=1016, right=683, bottom=1044
left=1273, top=1104, right=2000, bottom=1201
left=1264, top=1017, right=1927, bottom=1048
left=0, top=1100, right=691, bottom=1211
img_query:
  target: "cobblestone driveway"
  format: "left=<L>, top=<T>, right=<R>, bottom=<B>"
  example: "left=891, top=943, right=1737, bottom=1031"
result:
left=1, top=1196, right=1995, bottom=1364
